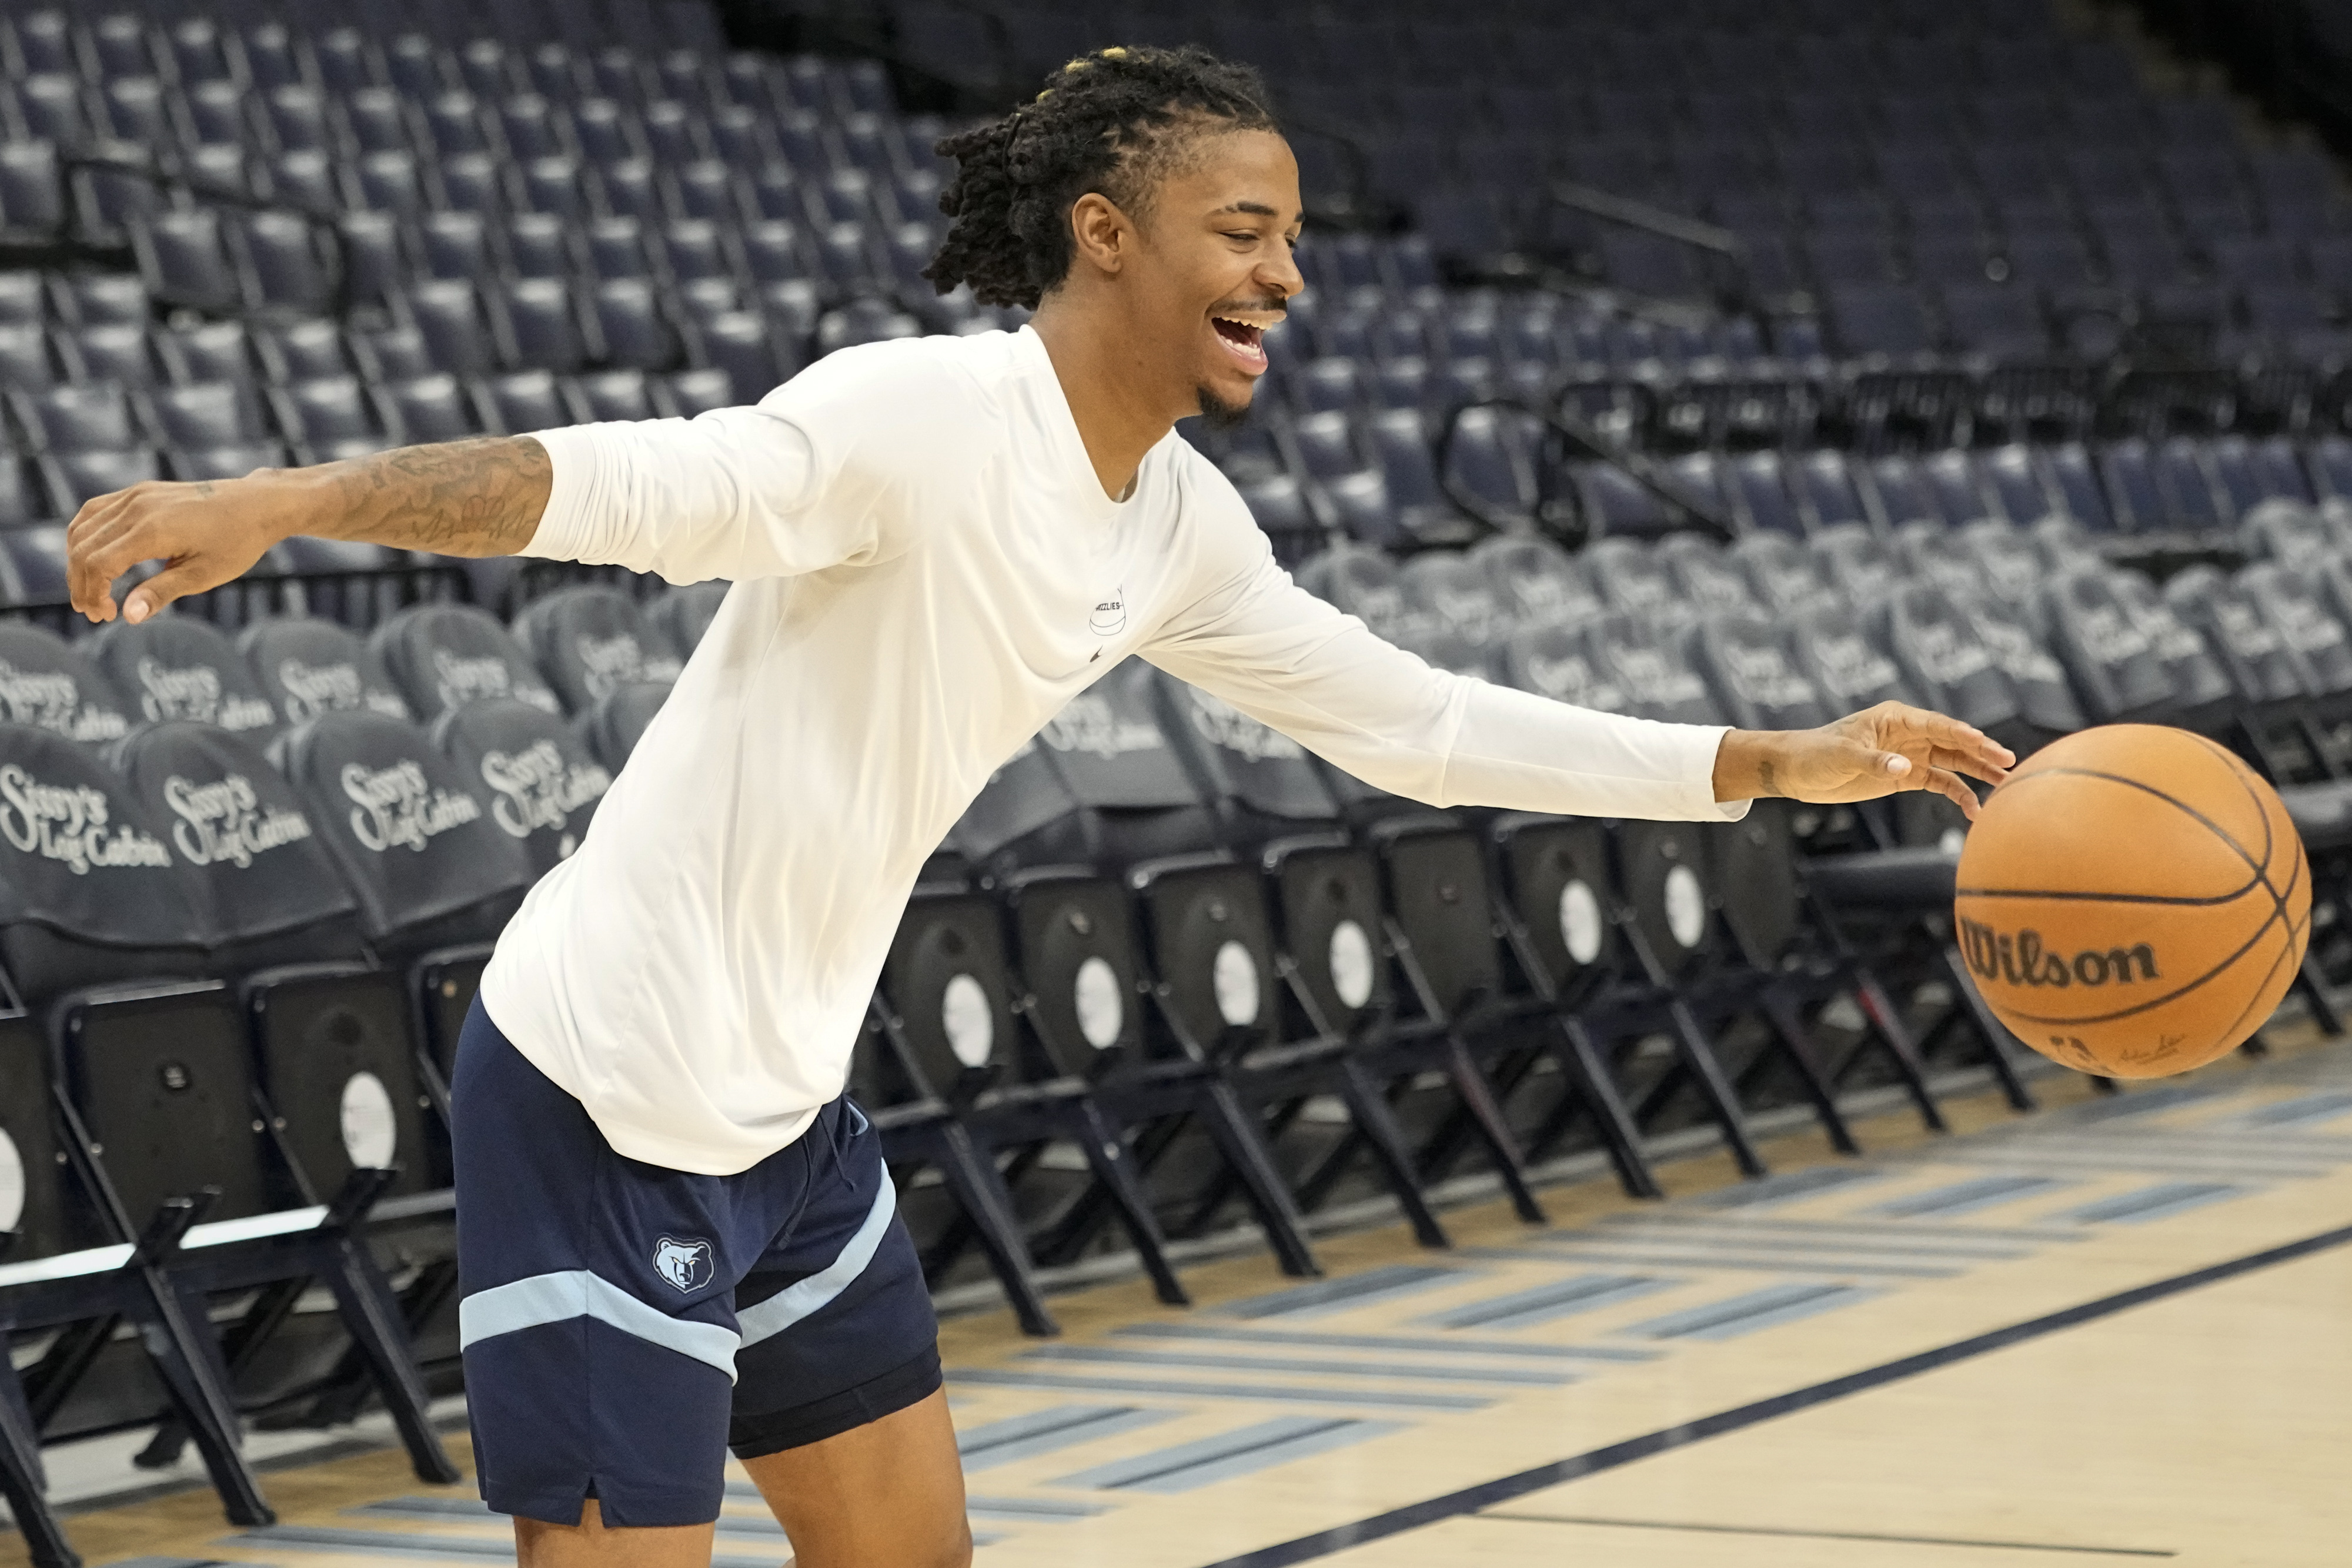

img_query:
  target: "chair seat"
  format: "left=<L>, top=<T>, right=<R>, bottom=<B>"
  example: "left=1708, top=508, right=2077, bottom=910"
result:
left=1805, top=846, right=1961, bottom=909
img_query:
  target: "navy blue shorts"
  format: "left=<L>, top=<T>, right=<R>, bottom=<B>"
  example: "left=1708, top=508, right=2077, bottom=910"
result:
left=451, top=998, right=940, bottom=1527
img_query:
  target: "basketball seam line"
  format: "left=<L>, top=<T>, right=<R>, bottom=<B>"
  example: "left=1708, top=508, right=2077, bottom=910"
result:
left=1988, top=764, right=2270, bottom=901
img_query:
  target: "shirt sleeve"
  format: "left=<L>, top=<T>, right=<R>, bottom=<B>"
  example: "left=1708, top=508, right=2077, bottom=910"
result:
left=1142, top=512, right=1746, bottom=823
left=516, top=338, right=980, bottom=585
left=520, top=409, right=851, bottom=585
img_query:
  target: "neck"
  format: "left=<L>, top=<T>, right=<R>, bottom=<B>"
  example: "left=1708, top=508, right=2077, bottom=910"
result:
left=1030, top=299, right=1178, bottom=502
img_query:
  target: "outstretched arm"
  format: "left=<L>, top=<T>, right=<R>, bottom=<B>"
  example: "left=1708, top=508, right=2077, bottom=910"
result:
left=69, top=437, right=552, bottom=626
left=1149, top=541, right=2011, bottom=822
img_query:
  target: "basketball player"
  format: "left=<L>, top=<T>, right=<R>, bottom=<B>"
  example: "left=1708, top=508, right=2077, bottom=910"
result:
left=66, top=45, right=2012, bottom=1568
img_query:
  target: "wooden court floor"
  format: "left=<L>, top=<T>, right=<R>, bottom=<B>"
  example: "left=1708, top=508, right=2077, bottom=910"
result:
left=14, top=1025, right=2352, bottom=1568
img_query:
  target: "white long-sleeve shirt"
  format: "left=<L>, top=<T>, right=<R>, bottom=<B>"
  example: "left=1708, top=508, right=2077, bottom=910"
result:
left=478, top=326, right=1741, bottom=1175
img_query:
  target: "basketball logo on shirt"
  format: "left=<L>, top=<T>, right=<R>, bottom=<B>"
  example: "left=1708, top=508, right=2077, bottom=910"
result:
left=653, top=1235, right=714, bottom=1293
left=1089, top=587, right=1127, bottom=638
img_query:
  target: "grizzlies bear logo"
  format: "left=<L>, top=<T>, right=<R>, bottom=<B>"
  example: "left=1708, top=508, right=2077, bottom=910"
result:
left=653, top=1235, right=714, bottom=1293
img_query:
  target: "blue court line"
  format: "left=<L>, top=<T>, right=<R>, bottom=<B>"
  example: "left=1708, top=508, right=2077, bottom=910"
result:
left=1692, top=1165, right=1886, bottom=1209
left=1051, top=1417, right=1407, bottom=1494
left=224, top=1525, right=807, bottom=1567
left=1594, top=1219, right=2037, bottom=1259
left=2066, top=1084, right=2230, bottom=1122
left=946, top=1368, right=1489, bottom=1411
left=950, top=1404, right=1180, bottom=1469
left=1418, top=1273, right=1677, bottom=1332
left=2239, top=1090, right=2352, bottom=1127
left=1190, top=1218, right=2352, bottom=1566
left=2060, top=1181, right=2247, bottom=1226
left=1212, top=1264, right=1468, bottom=1320
left=1471, top=1243, right=1962, bottom=1279
left=1614, top=1283, right=1879, bottom=1343
left=1016, top=1343, right=1576, bottom=1387
left=1607, top=1212, right=2087, bottom=1245
left=1112, top=1322, right=1662, bottom=1363
left=1870, top=1175, right=2073, bottom=1219
left=965, top=1495, right=1106, bottom=1520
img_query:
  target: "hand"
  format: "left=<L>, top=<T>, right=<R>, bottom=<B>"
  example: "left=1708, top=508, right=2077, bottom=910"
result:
left=1713, top=702, right=2016, bottom=821
left=66, top=471, right=299, bottom=626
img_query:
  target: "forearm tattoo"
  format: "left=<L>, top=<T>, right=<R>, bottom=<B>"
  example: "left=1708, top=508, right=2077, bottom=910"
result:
left=1756, top=758, right=1783, bottom=798
left=328, top=436, right=552, bottom=557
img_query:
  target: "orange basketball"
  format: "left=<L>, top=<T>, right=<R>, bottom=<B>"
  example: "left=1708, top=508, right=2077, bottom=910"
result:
left=1953, top=724, right=2311, bottom=1079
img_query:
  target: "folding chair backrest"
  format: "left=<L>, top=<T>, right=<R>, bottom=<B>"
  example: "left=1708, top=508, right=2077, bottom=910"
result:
left=1396, top=551, right=1507, bottom=650
left=0, top=722, right=208, bottom=1007
left=89, top=616, right=281, bottom=744
left=432, top=697, right=614, bottom=875
left=1151, top=670, right=1341, bottom=827
left=1582, top=611, right=1723, bottom=724
left=1786, top=601, right=1916, bottom=711
left=1466, top=532, right=1600, bottom=626
left=274, top=710, right=532, bottom=959
left=1957, top=590, right=2086, bottom=737
left=2037, top=565, right=2175, bottom=724
left=2239, top=561, right=2352, bottom=700
left=59, top=981, right=278, bottom=1225
left=1728, top=533, right=1843, bottom=618
left=878, top=887, right=1023, bottom=1098
left=2163, top=565, right=2309, bottom=704
left=511, top=584, right=684, bottom=715
left=1033, top=660, right=1217, bottom=864
left=0, top=624, right=133, bottom=745
left=1685, top=611, right=1833, bottom=731
left=1873, top=583, right=2026, bottom=735
left=645, top=581, right=730, bottom=655
left=2107, top=571, right=2235, bottom=717
left=369, top=603, right=562, bottom=722
left=240, top=615, right=415, bottom=728
left=576, top=680, right=673, bottom=773
left=105, top=721, right=368, bottom=971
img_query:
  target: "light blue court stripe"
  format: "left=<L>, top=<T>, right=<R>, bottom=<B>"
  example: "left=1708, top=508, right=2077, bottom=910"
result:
left=1870, top=1175, right=2072, bottom=1219
left=946, top=1368, right=1489, bottom=1411
left=1694, top=1165, right=1885, bottom=1210
left=1212, top=1264, right=1465, bottom=1320
left=2061, top=1181, right=2247, bottom=1226
left=459, top=1271, right=740, bottom=1380
left=1615, top=1282, right=1876, bottom=1343
left=1014, top=1344, right=1575, bottom=1388
left=1112, top=1322, right=1662, bottom=1362
left=1419, top=1273, right=1676, bottom=1332
left=736, top=1175, right=897, bottom=1349
left=955, top=1405, right=1181, bottom=1470
left=1472, top=1243, right=1963, bottom=1280
left=2240, top=1091, right=2352, bottom=1128
left=1048, top=1416, right=1407, bottom=1493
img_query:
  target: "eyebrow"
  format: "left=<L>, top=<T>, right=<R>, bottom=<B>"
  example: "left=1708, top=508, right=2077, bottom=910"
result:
left=1212, top=201, right=1304, bottom=222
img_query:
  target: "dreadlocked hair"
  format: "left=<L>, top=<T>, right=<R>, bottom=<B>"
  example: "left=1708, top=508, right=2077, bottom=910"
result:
left=924, top=44, right=1278, bottom=310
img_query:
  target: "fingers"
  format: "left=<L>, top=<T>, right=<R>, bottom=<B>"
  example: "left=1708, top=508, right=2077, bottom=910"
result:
left=1873, top=702, right=2015, bottom=780
left=120, top=559, right=215, bottom=625
left=1916, top=764, right=1982, bottom=823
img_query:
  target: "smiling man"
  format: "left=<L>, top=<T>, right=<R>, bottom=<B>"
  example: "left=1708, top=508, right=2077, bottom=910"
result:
left=63, top=44, right=2009, bottom=1568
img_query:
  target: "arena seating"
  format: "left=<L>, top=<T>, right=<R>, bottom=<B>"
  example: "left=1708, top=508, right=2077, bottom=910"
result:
left=4, top=0, right=2352, bottom=1559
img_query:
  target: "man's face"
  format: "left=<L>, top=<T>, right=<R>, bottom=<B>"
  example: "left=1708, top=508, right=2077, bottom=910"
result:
left=1121, top=129, right=1305, bottom=424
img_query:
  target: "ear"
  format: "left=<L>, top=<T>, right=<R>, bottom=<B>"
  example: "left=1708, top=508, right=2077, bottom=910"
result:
left=1067, top=191, right=1133, bottom=280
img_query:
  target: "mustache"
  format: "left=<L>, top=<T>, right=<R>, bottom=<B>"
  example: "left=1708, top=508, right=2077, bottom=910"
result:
left=1208, top=299, right=1287, bottom=319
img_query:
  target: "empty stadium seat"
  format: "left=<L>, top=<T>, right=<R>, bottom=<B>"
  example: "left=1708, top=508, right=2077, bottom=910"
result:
left=430, top=696, right=612, bottom=873
left=369, top=602, right=562, bottom=720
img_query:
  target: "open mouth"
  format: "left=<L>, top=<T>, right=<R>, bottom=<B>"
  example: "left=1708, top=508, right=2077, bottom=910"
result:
left=1211, top=313, right=1270, bottom=372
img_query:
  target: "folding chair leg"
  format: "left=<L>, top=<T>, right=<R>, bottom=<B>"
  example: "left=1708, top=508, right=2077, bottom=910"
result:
left=1546, top=1015, right=1663, bottom=1200
left=1439, top=1037, right=1547, bottom=1226
left=923, top=1143, right=1047, bottom=1281
left=1068, top=1099, right=1190, bottom=1307
left=320, top=1233, right=462, bottom=1484
left=135, top=1277, right=307, bottom=1472
left=1847, top=968, right=1950, bottom=1134
left=925, top=1122, right=1060, bottom=1337
left=0, top=1361, right=76, bottom=1568
left=1938, top=945, right=2039, bottom=1111
left=1758, top=991, right=1861, bottom=1158
left=2296, top=953, right=2343, bottom=1037
left=1193, top=1079, right=1321, bottom=1278
left=1337, top=1058, right=1451, bottom=1249
left=1179, top=1096, right=1311, bottom=1240
left=139, top=1278, right=275, bottom=1526
left=1665, top=999, right=1768, bottom=1178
